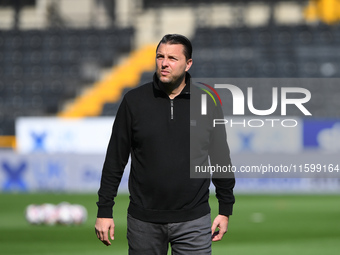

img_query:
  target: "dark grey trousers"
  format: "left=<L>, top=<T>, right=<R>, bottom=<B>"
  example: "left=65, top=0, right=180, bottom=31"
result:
left=127, top=213, right=212, bottom=255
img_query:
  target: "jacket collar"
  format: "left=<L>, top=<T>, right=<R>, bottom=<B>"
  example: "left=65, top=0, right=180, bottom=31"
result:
left=153, top=72, right=191, bottom=98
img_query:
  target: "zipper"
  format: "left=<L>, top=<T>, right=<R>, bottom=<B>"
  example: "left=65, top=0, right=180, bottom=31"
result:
left=170, top=99, right=174, bottom=120
left=169, top=92, right=189, bottom=121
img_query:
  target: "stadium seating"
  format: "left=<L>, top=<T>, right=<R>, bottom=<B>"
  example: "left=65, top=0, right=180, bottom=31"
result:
left=98, top=24, right=340, bottom=119
left=128, top=25, right=340, bottom=119
left=0, top=27, right=134, bottom=135
left=190, top=25, right=340, bottom=78
left=100, top=72, right=154, bottom=116
left=1, top=23, right=340, bottom=135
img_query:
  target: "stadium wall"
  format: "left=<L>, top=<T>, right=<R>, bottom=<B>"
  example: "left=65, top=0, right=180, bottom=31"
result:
left=0, top=150, right=339, bottom=194
left=0, top=116, right=339, bottom=193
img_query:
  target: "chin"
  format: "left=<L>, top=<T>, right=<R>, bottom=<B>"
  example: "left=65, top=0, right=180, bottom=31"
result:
left=160, top=77, right=171, bottom=84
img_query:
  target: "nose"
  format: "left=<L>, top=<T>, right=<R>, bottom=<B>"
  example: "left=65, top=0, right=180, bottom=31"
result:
left=161, top=58, right=169, bottom=67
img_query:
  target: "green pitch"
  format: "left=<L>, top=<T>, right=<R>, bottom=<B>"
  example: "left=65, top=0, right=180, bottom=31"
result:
left=0, top=193, right=339, bottom=255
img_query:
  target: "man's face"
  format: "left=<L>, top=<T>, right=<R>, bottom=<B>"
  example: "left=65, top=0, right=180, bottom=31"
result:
left=156, top=43, right=192, bottom=85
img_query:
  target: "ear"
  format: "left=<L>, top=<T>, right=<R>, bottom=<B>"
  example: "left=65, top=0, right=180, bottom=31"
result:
left=185, top=59, right=193, bottom=72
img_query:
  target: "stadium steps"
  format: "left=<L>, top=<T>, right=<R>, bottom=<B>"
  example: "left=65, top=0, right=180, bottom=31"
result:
left=58, top=44, right=156, bottom=118
left=0, top=136, right=16, bottom=148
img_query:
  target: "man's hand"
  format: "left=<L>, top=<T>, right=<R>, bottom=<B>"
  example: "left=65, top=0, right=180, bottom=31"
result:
left=95, top=218, right=115, bottom=246
left=211, top=215, right=229, bottom=242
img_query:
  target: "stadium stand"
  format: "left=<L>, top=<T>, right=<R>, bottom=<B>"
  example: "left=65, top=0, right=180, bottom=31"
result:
left=58, top=43, right=155, bottom=118
left=0, top=27, right=134, bottom=136
left=190, top=24, right=340, bottom=78
left=2, top=24, right=340, bottom=137
left=189, top=24, right=340, bottom=118
left=1, top=0, right=340, bottom=147
left=100, top=71, right=154, bottom=116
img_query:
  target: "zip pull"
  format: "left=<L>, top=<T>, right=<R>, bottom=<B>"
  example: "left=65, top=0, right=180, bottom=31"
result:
left=170, top=99, right=174, bottom=120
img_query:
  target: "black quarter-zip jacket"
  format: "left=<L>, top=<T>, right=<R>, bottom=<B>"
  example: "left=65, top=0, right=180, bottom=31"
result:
left=97, top=73, right=235, bottom=223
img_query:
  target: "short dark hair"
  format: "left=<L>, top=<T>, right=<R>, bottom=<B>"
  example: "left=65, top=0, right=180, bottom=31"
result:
left=156, top=34, right=192, bottom=60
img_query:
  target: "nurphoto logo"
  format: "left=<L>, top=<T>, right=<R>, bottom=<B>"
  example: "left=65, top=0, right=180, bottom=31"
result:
left=196, top=81, right=312, bottom=128
left=196, top=82, right=223, bottom=115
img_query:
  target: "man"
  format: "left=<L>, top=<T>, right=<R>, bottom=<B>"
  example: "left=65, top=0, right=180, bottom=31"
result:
left=95, top=34, right=235, bottom=254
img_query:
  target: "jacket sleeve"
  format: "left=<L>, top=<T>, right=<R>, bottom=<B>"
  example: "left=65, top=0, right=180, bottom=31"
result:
left=96, top=97, right=132, bottom=218
left=209, top=104, right=235, bottom=216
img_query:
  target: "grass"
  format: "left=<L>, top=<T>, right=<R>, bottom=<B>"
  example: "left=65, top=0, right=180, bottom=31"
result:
left=0, top=193, right=339, bottom=255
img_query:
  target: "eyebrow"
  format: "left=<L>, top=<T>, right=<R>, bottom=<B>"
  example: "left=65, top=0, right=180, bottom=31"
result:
left=156, top=52, right=179, bottom=59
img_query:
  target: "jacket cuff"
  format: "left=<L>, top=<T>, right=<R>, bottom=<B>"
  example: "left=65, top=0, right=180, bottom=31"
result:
left=218, top=202, right=233, bottom=216
left=97, top=206, right=113, bottom=218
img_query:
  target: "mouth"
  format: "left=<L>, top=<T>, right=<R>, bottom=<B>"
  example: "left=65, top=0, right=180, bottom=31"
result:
left=160, top=70, right=170, bottom=75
